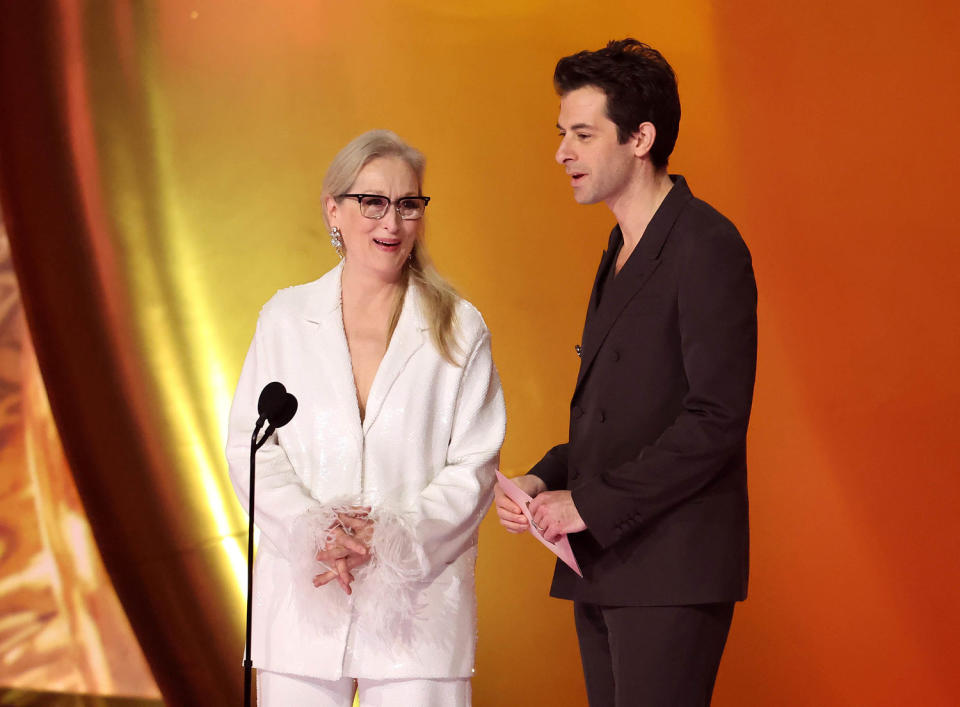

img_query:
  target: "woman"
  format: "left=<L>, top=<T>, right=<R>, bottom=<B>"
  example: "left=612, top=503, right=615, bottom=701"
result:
left=225, top=130, right=505, bottom=705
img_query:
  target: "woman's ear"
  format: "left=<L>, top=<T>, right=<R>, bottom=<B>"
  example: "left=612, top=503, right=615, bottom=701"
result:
left=324, top=195, right=338, bottom=227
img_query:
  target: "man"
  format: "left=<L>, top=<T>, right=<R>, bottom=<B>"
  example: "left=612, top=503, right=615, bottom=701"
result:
left=495, top=39, right=757, bottom=706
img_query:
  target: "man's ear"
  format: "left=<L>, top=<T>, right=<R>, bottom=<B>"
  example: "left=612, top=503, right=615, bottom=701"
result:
left=631, top=121, right=657, bottom=159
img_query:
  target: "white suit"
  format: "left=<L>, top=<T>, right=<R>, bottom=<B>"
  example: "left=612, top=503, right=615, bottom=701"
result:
left=225, top=263, right=505, bottom=682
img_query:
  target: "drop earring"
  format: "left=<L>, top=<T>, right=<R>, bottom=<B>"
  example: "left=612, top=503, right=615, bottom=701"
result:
left=329, top=226, right=344, bottom=259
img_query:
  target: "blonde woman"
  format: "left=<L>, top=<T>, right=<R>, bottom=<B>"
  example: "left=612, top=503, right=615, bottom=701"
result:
left=226, top=130, right=505, bottom=706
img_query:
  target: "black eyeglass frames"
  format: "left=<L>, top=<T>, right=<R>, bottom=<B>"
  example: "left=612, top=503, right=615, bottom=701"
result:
left=338, top=193, right=431, bottom=220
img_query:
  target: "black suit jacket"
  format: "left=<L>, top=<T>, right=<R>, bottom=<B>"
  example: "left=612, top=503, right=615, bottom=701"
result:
left=530, top=176, right=757, bottom=606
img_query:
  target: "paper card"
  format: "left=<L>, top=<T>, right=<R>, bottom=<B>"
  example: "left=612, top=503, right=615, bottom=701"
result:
left=496, top=471, right=583, bottom=578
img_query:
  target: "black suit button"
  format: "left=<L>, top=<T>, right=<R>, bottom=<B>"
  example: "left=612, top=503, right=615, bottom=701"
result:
left=572, top=405, right=584, bottom=419
left=612, top=350, right=620, bottom=362
left=599, top=410, right=606, bottom=423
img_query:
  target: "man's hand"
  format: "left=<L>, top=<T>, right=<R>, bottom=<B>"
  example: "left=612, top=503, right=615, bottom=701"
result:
left=528, top=490, right=586, bottom=543
left=494, top=474, right=547, bottom=533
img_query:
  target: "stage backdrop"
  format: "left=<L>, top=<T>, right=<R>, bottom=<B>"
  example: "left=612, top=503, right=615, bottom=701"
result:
left=0, top=1, right=958, bottom=705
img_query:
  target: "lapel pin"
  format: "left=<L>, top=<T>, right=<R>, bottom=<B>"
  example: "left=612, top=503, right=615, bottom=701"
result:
left=575, top=344, right=582, bottom=358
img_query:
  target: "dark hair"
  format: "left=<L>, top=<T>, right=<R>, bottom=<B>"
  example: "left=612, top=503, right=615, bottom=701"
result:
left=554, top=39, right=680, bottom=170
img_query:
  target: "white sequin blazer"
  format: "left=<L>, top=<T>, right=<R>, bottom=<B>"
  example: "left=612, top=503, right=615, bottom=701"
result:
left=225, top=263, right=505, bottom=680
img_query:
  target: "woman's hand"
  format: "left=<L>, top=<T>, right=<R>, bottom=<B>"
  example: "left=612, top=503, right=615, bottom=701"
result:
left=312, top=551, right=369, bottom=594
left=337, top=509, right=374, bottom=546
left=494, top=474, right=547, bottom=533
left=313, top=510, right=375, bottom=594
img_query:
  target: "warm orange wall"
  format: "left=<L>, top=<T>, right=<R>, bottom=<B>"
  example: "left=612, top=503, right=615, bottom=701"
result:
left=151, top=1, right=960, bottom=704
left=9, top=1, right=955, bottom=703
left=707, top=3, right=960, bottom=704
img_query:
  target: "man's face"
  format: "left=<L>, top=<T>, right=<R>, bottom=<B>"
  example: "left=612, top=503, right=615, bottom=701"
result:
left=555, top=85, right=637, bottom=206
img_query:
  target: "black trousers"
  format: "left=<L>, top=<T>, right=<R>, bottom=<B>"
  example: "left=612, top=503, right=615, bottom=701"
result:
left=573, top=601, right=735, bottom=707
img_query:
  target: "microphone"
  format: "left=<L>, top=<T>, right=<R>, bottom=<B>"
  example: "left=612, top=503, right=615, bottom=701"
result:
left=254, top=382, right=298, bottom=449
left=257, top=381, right=288, bottom=426
left=244, top=380, right=298, bottom=707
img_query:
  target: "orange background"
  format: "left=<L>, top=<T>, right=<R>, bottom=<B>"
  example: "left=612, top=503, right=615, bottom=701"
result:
left=0, top=1, right=958, bottom=704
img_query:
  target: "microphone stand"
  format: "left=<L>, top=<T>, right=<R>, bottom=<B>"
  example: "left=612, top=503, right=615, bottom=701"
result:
left=243, top=418, right=273, bottom=707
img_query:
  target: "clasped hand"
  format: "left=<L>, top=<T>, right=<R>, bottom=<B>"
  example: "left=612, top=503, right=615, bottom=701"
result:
left=529, top=491, right=587, bottom=542
left=313, top=508, right=374, bottom=595
left=494, top=475, right=586, bottom=543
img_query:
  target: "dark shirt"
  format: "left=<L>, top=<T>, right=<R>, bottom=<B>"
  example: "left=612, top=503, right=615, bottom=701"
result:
left=596, top=240, right=620, bottom=308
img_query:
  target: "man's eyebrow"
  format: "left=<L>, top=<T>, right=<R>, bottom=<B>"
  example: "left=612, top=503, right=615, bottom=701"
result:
left=556, top=122, right=595, bottom=131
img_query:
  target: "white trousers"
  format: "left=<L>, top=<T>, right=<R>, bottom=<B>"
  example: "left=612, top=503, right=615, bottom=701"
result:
left=257, top=669, right=471, bottom=706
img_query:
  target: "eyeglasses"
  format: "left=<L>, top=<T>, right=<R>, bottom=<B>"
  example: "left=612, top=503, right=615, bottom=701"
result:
left=338, top=193, right=431, bottom=220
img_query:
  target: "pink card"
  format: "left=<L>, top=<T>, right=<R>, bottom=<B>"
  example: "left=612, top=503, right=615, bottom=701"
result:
left=496, top=471, right=583, bottom=577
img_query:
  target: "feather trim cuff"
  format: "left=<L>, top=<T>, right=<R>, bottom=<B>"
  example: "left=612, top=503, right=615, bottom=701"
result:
left=286, top=502, right=450, bottom=650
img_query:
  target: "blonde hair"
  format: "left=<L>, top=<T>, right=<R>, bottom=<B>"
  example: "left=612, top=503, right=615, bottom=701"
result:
left=321, top=130, right=461, bottom=364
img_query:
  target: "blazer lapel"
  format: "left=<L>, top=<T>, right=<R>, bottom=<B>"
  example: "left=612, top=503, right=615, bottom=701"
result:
left=578, top=225, right=623, bottom=360
left=574, top=253, right=662, bottom=395
left=303, top=263, right=365, bottom=439
left=585, top=246, right=615, bottom=317
left=361, top=279, right=426, bottom=435
left=573, top=176, right=693, bottom=398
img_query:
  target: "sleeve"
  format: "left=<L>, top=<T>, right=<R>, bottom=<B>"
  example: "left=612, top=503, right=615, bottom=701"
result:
left=528, top=443, right=570, bottom=491
left=572, top=222, right=758, bottom=548
left=224, top=309, right=325, bottom=563
left=368, top=329, right=506, bottom=583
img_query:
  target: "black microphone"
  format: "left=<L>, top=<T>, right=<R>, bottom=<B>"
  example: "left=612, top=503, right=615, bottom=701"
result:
left=256, top=381, right=288, bottom=428
left=244, top=381, right=298, bottom=707
left=254, top=382, right=298, bottom=449
left=269, top=392, right=298, bottom=428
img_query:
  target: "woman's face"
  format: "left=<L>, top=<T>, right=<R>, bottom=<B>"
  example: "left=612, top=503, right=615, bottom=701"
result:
left=326, top=156, right=422, bottom=282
